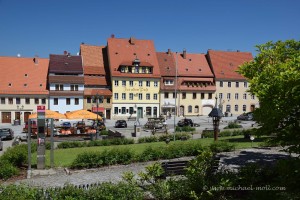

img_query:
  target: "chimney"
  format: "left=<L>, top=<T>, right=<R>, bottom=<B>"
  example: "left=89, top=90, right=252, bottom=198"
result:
left=64, top=50, right=68, bottom=55
left=111, top=34, right=115, bottom=38
left=167, top=49, right=171, bottom=55
left=130, top=37, right=135, bottom=45
left=183, top=48, right=186, bottom=59
left=33, top=55, right=39, bottom=64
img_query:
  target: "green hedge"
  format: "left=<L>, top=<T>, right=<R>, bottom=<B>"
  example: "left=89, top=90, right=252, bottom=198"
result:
left=138, top=133, right=192, bottom=144
left=202, top=129, right=254, bottom=138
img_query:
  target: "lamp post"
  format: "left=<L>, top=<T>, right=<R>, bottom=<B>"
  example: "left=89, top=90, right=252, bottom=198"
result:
left=92, top=93, right=103, bottom=140
left=208, top=97, right=224, bottom=141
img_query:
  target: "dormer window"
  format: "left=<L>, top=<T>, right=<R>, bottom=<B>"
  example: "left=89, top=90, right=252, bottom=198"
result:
left=142, top=67, right=146, bottom=73
left=120, top=67, right=125, bottom=73
left=24, top=84, right=27, bottom=87
left=25, top=74, right=28, bottom=77
left=8, top=83, right=12, bottom=87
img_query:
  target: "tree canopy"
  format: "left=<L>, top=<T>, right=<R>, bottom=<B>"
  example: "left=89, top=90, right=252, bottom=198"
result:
left=238, top=40, right=300, bottom=153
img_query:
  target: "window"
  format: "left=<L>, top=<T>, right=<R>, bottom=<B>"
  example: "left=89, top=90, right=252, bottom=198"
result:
left=193, top=93, right=196, bottom=99
left=154, top=81, right=158, bottom=87
left=122, top=93, right=126, bottom=100
left=54, top=98, right=58, bottom=105
left=35, top=98, right=39, bottom=104
left=142, top=67, right=146, bottom=73
left=135, top=67, right=139, bottom=73
left=235, top=82, right=239, bottom=88
left=114, top=107, right=118, bottom=114
left=219, top=93, right=223, bottom=99
left=244, top=82, right=248, bottom=88
left=121, top=107, right=126, bottom=114
left=138, top=93, right=143, bottom=100
left=208, top=93, right=212, bottom=99
left=243, top=105, right=246, bottom=112
left=153, top=94, right=157, bottom=100
left=226, top=105, right=231, bottom=112
left=243, top=93, right=247, bottom=100
left=122, top=80, right=126, bottom=86
left=146, top=93, right=150, bottom=100
left=146, top=107, right=152, bottom=116
left=195, top=105, right=199, bottom=113
left=173, top=92, right=176, bottom=98
left=235, top=93, right=239, bottom=100
left=146, top=81, right=150, bottom=87
left=235, top=105, right=238, bottom=112
left=42, top=98, right=46, bottom=104
left=114, top=93, right=118, bottom=100
left=129, top=81, right=134, bottom=87
left=120, top=67, right=125, bottom=73
left=153, top=107, right=157, bottom=116
left=188, top=105, right=192, bottom=113
left=114, top=80, right=119, bottom=86
left=1, top=98, right=5, bottom=104
left=55, top=84, right=63, bottom=91
left=164, top=92, right=169, bottom=98
left=201, top=93, right=205, bottom=99
left=182, top=92, right=186, bottom=99
left=107, top=98, right=110, bottom=103
left=228, top=82, right=231, bottom=87
left=251, top=95, right=255, bottom=100
left=129, top=107, right=134, bottom=114
left=227, top=93, right=231, bottom=100
left=16, top=98, right=21, bottom=104
left=75, top=98, right=79, bottom=105
left=71, top=85, right=78, bottom=91
left=220, top=81, right=223, bottom=87
left=87, top=97, right=91, bottom=103
left=164, top=80, right=174, bottom=85
left=8, top=98, right=14, bottom=104
left=66, top=98, right=71, bottom=105
left=25, top=98, right=30, bottom=104
left=129, top=93, right=133, bottom=100
left=139, top=81, right=143, bottom=87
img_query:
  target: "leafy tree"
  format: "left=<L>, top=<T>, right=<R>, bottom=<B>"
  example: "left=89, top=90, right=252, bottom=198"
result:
left=238, top=40, right=300, bottom=153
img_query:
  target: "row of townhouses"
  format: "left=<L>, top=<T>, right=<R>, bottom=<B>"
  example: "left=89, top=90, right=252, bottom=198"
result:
left=0, top=36, right=259, bottom=124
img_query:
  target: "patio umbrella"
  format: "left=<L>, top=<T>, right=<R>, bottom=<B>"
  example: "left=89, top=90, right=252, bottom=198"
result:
left=29, top=109, right=66, bottom=119
left=65, top=109, right=102, bottom=120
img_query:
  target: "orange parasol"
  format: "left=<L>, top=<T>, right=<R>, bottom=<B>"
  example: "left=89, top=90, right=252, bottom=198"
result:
left=65, top=109, right=102, bottom=120
left=29, top=109, right=66, bottom=119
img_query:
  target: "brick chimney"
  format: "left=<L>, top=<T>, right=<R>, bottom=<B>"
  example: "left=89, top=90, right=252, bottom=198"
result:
left=33, top=55, right=39, bottom=64
left=130, top=37, right=135, bottom=45
left=183, top=48, right=186, bottom=59
left=64, top=50, right=68, bottom=55
left=111, top=34, right=115, bottom=38
left=167, top=49, right=171, bottom=55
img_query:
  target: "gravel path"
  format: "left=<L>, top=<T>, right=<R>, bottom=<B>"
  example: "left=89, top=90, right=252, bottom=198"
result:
left=12, top=147, right=296, bottom=188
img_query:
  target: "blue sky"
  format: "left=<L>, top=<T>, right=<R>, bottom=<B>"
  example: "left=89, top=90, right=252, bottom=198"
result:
left=0, top=0, right=299, bottom=58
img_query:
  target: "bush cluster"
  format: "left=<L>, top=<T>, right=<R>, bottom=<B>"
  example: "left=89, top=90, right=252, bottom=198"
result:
left=138, top=133, right=192, bottom=143
left=202, top=129, right=254, bottom=138
left=175, top=125, right=196, bottom=132
left=224, top=121, right=243, bottom=129
left=57, top=138, right=134, bottom=149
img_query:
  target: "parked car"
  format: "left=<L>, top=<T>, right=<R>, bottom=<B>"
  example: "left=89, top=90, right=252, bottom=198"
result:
left=0, top=128, right=14, bottom=140
left=237, top=112, right=254, bottom=121
left=0, top=138, right=3, bottom=151
left=177, top=118, right=194, bottom=127
left=115, top=120, right=127, bottom=128
left=62, top=122, right=72, bottom=128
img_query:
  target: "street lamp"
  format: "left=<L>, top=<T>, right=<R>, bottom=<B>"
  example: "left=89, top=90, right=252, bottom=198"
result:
left=208, top=97, right=224, bottom=141
left=92, top=93, right=103, bottom=140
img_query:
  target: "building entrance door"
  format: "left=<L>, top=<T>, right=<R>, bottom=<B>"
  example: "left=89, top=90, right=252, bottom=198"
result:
left=137, top=107, right=143, bottom=118
left=1, top=112, right=11, bottom=123
left=106, top=109, right=111, bottom=119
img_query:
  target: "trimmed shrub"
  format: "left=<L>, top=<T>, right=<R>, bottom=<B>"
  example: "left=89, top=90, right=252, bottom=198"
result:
left=138, top=136, right=159, bottom=143
left=201, top=129, right=214, bottom=138
left=57, top=141, right=86, bottom=149
left=209, top=141, right=235, bottom=153
left=175, top=126, right=195, bottom=132
left=224, top=122, right=243, bottom=129
left=0, top=144, right=28, bottom=167
left=100, top=130, right=108, bottom=135
left=0, top=160, right=19, bottom=180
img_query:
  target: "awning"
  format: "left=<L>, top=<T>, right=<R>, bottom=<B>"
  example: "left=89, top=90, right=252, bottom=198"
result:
left=92, top=107, right=105, bottom=112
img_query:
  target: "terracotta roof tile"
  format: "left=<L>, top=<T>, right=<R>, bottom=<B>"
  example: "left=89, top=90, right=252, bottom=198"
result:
left=156, top=52, right=176, bottom=76
left=84, top=76, right=109, bottom=86
left=207, top=50, right=253, bottom=80
left=48, top=75, right=84, bottom=84
left=107, top=37, right=161, bottom=78
left=84, top=88, right=112, bottom=96
left=80, top=44, right=105, bottom=68
left=0, top=56, right=49, bottom=95
left=49, top=54, right=83, bottom=74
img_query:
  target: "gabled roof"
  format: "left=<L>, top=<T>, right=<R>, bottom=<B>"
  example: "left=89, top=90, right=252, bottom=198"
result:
left=49, top=54, right=83, bottom=74
left=84, top=76, right=109, bottom=86
left=107, top=37, right=161, bottom=78
left=176, top=51, right=213, bottom=77
left=0, top=56, right=49, bottom=95
left=207, top=50, right=253, bottom=80
left=156, top=51, right=176, bottom=76
left=84, top=88, right=112, bottom=96
left=80, top=44, right=106, bottom=75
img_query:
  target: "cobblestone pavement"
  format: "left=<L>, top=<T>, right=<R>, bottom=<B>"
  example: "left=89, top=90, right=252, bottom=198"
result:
left=11, top=147, right=296, bottom=188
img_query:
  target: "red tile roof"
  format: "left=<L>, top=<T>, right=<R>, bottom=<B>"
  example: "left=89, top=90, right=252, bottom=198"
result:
left=0, top=56, right=49, bottom=95
left=107, top=37, right=161, bottom=78
left=207, top=50, right=253, bottom=80
left=84, top=88, right=112, bottom=96
left=80, top=44, right=106, bottom=75
left=84, top=76, right=109, bottom=86
left=48, top=75, right=84, bottom=84
left=49, top=54, right=83, bottom=74
left=176, top=52, right=213, bottom=77
left=156, top=52, right=176, bottom=76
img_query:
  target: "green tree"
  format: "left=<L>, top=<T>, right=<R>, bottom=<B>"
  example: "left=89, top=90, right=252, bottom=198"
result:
left=238, top=40, right=300, bottom=153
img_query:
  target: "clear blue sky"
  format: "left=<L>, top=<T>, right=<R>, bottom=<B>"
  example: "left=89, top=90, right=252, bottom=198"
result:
left=0, top=0, right=299, bottom=58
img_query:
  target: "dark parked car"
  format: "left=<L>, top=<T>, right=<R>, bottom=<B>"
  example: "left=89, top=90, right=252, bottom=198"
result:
left=115, top=120, right=127, bottom=128
left=0, top=128, right=14, bottom=140
left=237, top=112, right=254, bottom=121
left=62, top=122, right=72, bottom=128
left=0, top=138, right=3, bottom=151
left=177, top=118, right=194, bottom=127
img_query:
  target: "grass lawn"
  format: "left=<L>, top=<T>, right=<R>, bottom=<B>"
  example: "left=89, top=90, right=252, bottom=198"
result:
left=31, top=135, right=270, bottom=168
